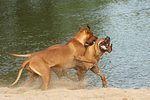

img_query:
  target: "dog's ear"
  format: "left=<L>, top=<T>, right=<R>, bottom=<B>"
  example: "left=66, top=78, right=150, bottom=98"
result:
left=86, top=23, right=90, bottom=33
left=79, top=25, right=84, bottom=30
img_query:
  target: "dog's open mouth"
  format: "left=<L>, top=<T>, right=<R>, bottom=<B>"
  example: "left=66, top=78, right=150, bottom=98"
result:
left=99, top=36, right=110, bottom=52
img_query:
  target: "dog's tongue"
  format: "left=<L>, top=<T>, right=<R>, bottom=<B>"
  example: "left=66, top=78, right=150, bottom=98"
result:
left=101, top=45, right=107, bottom=50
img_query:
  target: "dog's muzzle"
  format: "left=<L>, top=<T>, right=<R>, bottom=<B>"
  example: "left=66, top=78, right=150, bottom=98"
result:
left=99, top=36, right=110, bottom=52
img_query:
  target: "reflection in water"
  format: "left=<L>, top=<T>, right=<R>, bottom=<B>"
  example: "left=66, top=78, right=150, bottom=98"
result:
left=0, top=0, right=150, bottom=89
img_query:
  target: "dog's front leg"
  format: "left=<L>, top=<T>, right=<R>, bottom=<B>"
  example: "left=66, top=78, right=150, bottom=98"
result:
left=51, top=67, right=64, bottom=80
left=62, top=69, right=78, bottom=82
left=76, top=67, right=88, bottom=89
left=90, top=65, right=107, bottom=88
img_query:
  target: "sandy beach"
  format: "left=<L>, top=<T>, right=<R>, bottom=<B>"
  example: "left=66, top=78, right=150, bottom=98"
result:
left=0, top=79, right=150, bottom=100
left=0, top=87, right=150, bottom=100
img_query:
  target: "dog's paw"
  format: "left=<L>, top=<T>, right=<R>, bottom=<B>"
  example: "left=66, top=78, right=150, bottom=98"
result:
left=103, top=84, right=107, bottom=88
left=102, top=81, right=107, bottom=88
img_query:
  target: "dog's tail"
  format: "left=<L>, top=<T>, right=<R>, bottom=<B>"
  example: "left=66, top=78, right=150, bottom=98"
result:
left=9, top=53, right=32, bottom=57
left=8, top=59, right=30, bottom=88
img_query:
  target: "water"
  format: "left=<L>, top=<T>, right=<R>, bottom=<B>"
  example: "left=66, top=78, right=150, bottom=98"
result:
left=0, top=0, right=150, bottom=89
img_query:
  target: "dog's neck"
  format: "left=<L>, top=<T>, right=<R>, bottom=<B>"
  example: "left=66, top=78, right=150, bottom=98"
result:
left=73, top=31, right=87, bottom=46
left=84, top=45, right=97, bottom=61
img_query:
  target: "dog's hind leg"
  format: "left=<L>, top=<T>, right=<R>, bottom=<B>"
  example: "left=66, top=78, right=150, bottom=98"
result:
left=41, top=69, right=51, bottom=90
left=20, top=72, right=39, bottom=87
left=20, top=65, right=39, bottom=87
left=29, top=63, right=51, bottom=90
left=90, top=65, right=107, bottom=88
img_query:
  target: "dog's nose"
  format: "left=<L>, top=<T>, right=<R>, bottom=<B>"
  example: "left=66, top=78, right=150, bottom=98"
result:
left=105, top=36, right=110, bottom=41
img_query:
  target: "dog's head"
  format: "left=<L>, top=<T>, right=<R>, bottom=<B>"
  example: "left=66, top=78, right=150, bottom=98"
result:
left=79, top=23, right=98, bottom=45
left=98, top=36, right=112, bottom=53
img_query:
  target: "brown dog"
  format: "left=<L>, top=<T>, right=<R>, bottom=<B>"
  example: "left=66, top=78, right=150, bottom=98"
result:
left=8, top=24, right=98, bottom=90
left=10, top=37, right=112, bottom=88
left=74, top=36, right=112, bottom=88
